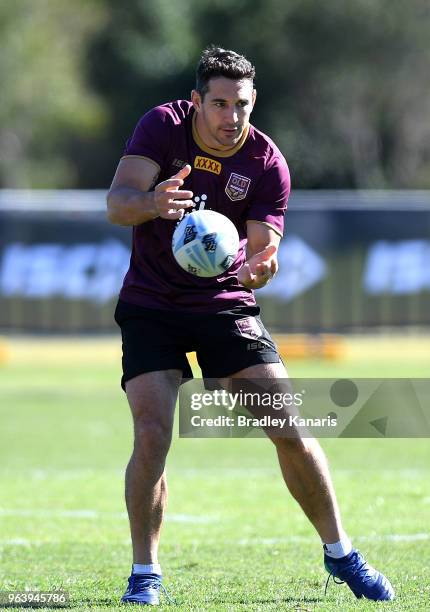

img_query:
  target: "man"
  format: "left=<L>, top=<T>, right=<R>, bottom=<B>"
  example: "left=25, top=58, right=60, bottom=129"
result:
left=107, top=46, right=394, bottom=605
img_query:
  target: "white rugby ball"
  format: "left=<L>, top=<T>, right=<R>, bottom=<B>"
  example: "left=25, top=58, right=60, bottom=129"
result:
left=172, top=210, right=239, bottom=277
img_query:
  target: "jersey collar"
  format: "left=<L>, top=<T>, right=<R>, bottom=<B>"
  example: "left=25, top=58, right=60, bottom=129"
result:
left=192, top=112, right=250, bottom=158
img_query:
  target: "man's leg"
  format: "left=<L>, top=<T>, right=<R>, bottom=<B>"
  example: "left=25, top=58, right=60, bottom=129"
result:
left=125, top=369, right=181, bottom=564
left=222, top=361, right=344, bottom=543
left=220, top=360, right=394, bottom=600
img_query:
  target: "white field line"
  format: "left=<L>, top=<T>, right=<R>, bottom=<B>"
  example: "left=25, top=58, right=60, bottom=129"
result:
left=238, top=533, right=430, bottom=545
left=1, top=508, right=428, bottom=542
left=1, top=467, right=428, bottom=480
left=1, top=534, right=428, bottom=548
left=0, top=508, right=213, bottom=523
left=1, top=538, right=32, bottom=546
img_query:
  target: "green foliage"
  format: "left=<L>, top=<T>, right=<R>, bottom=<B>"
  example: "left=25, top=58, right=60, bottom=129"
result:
left=1, top=0, right=430, bottom=188
left=0, top=0, right=108, bottom=187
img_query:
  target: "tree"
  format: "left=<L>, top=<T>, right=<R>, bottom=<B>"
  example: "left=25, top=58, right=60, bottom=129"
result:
left=2, top=0, right=430, bottom=188
left=0, top=0, right=107, bottom=187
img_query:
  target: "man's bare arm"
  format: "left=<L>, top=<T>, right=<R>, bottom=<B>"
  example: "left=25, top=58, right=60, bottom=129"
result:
left=106, top=157, right=193, bottom=226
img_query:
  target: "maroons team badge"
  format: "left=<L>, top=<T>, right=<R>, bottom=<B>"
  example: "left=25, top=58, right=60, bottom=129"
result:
left=235, top=317, right=262, bottom=339
left=225, top=172, right=251, bottom=201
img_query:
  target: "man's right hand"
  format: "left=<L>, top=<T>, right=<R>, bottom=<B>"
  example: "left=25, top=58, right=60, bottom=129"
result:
left=153, top=164, right=194, bottom=220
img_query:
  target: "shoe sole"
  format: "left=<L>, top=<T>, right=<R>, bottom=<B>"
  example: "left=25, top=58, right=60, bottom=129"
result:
left=121, top=596, right=159, bottom=605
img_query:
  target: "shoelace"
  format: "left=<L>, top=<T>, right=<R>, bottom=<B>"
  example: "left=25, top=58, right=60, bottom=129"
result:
left=324, top=555, right=372, bottom=596
left=324, top=571, right=346, bottom=595
left=129, top=574, right=176, bottom=605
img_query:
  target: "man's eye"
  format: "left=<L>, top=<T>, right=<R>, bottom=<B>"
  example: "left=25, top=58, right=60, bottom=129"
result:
left=238, top=101, right=248, bottom=108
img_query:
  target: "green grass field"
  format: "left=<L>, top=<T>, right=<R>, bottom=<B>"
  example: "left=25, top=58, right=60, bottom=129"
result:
left=0, top=335, right=429, bottom=611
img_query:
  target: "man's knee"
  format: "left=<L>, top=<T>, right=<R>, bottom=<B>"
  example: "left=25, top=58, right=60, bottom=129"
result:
left=271, top=434, right=317, bottom=456
left=133, top=419, right=173, bottom=458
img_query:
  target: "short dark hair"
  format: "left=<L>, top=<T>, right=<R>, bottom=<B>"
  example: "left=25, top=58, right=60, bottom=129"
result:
left=195, top=45, right=255, bottom=99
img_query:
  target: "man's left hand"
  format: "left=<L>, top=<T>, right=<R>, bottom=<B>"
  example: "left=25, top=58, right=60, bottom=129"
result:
left=238, top=244, right=278, bottom=289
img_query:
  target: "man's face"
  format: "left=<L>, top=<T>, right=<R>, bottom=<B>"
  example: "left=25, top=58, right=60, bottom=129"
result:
left=192, top=77, right=256, bottom=149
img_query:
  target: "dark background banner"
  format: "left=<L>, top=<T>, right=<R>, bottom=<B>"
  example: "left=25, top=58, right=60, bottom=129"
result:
left=1, top=191, right=429, bottom=332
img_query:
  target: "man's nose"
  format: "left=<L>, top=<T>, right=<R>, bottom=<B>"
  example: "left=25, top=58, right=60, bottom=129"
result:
left=224, top=106, right=238, bottom=124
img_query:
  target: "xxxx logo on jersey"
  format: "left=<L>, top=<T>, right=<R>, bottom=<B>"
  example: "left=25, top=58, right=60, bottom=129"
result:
left=194, top=156, right=222, bottom=175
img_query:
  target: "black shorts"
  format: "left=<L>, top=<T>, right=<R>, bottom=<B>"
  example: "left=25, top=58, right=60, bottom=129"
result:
left=114, top=299, right=281, bottom=391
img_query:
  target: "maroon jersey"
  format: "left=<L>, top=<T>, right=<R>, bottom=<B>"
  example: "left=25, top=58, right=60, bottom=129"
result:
left=119, top=100, right=290, bottom=312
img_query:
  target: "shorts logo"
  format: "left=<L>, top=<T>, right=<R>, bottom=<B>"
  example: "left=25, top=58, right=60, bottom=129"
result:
left=235, top=317, right=262, bottom=340
left=194, top=156, right=222, bottom=175
left=225, top=173, right=251, bottom=201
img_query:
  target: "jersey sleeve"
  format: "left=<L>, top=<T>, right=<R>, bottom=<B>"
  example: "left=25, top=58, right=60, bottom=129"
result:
left=123, top=106, right=172, bottom=169
left=246, top=154, right=290, bottom=237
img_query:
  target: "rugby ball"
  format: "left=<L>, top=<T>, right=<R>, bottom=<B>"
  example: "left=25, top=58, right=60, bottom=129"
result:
left=172, top=210, right=239, bottom=277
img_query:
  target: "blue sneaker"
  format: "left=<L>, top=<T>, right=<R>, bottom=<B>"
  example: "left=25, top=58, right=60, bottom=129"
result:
left=324, top=549, right=395, bottom=601
left=121, top=572, right=164, bottom=606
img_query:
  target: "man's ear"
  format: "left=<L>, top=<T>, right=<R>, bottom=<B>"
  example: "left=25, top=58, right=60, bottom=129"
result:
left=191, top=89, right=202, bottom=112
left=252, top=88, right=257, bottom=107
